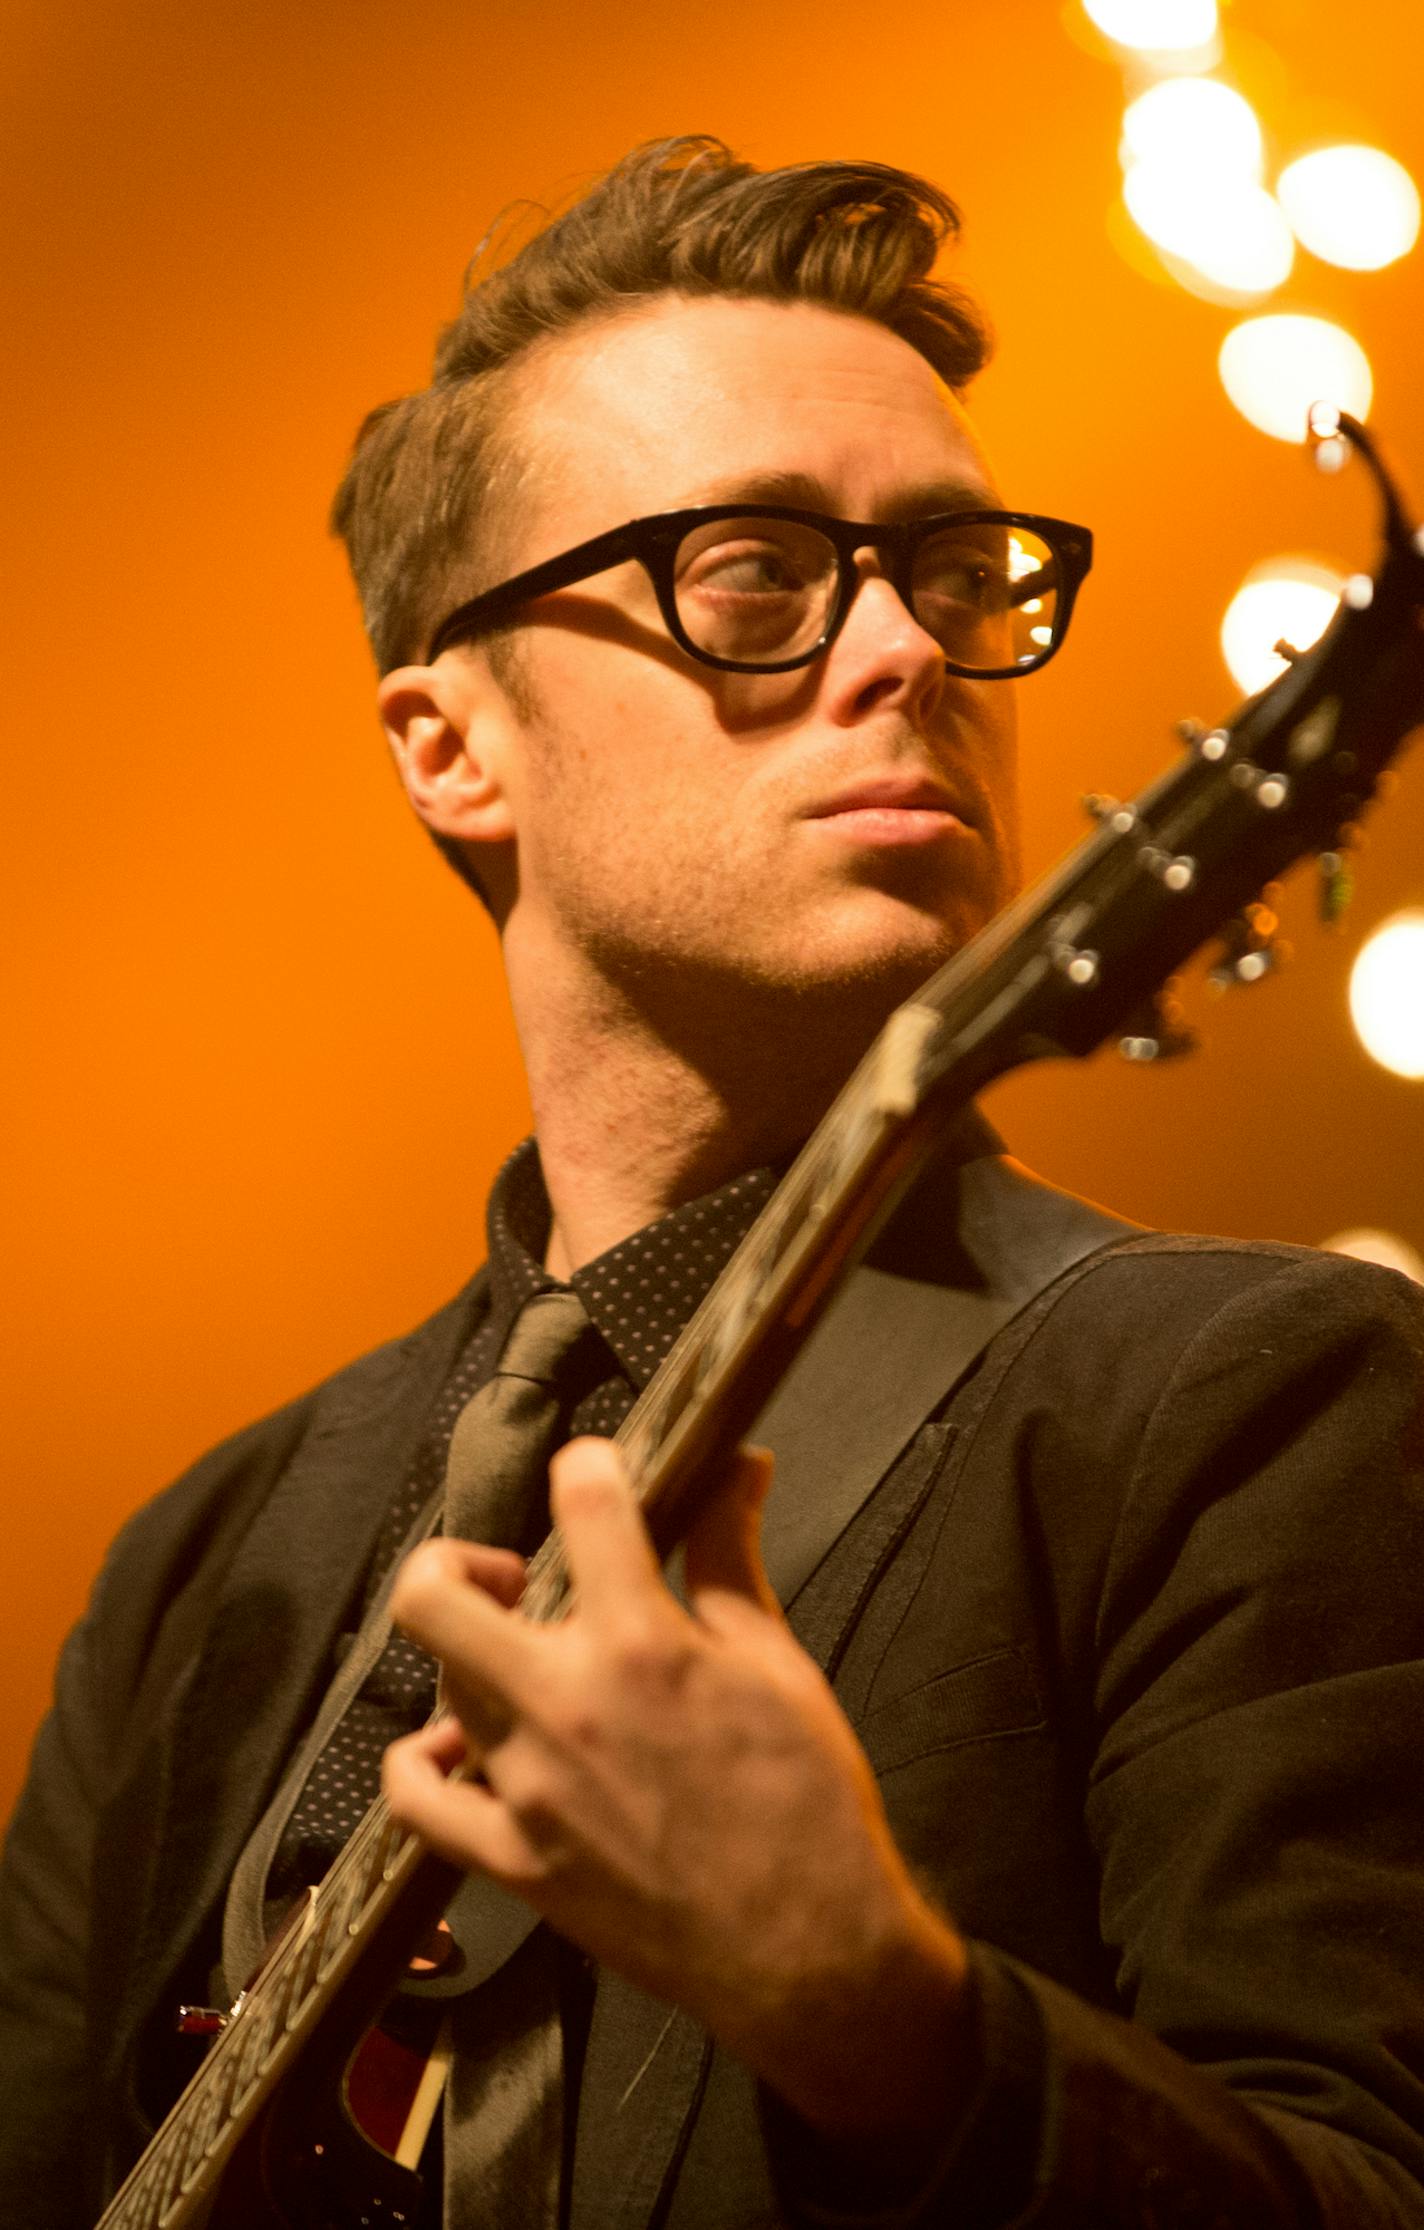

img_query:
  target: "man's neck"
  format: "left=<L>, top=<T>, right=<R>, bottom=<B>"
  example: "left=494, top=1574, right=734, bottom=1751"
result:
left=505, top=930, right=894, bottom=1276
left=531, top=1028, right=835, bottom=1278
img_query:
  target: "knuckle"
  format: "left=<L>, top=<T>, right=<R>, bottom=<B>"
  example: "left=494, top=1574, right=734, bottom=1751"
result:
left=609, top=1614, right=695, bottom=1697
left=390, top=1537, right=458, bottom=1618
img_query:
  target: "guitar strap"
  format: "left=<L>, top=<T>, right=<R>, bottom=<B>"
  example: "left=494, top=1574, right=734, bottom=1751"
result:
left=753, top=1138, right=1141, bottom=1610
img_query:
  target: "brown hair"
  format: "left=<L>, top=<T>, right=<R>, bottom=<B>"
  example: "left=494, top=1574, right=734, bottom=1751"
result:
left=331, top=135, right=992, bottom=679
left=331, top=136, right=992, bottom=906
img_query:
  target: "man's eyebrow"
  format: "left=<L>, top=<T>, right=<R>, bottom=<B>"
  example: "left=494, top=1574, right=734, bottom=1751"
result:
left=676, top=469, right=1005, bottom=517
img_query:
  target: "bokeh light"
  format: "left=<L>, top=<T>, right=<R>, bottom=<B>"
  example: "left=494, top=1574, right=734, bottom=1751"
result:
left=1218, top=314, right=1373, bottom=441
left=1123, top=166, right=1294, bottom=295
left=1121, top=79, right=1263, bottom=179
left=1277, top=144, right=1421, bottom=270
left=1084, top=0, right=1218, bottom=55
left=1349, top=913, right=1424, bottom=1079
left=1321, top=1228, right=1424, bottom=1283
left=1219, top=560, right=1343, bottom=694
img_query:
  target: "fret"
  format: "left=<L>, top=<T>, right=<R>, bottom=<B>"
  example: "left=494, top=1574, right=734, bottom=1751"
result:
left=178, top=2064, right=226, bottom=2182
left=277, top=1927, right=315, bottom=2029
left=380, top=1815, right=418, bottom=1886
left=147, top=2129, right=187, bottom=2226
left=176, top=2103, right=216, bottom=2198
left=227, top=2003, right=272, bottom=2118
left=318, top=1866, right=364, bottom=1976
left=261, top=1931, right=304, bottom=2040
left=290, top=1900, right=333, bottom=2015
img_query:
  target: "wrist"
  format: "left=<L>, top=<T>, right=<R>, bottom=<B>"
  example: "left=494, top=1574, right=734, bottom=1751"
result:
left=738, top=1884, right=977, bottom=2146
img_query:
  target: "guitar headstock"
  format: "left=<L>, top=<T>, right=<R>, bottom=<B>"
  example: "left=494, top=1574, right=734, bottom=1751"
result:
left=910, top=412, right=1424, bottom=1100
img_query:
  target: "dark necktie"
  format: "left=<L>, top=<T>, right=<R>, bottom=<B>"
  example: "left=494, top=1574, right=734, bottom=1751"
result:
left=439, top=1287, right=595, bottom=2229
left=443, top=1286, right=593, bottom=1550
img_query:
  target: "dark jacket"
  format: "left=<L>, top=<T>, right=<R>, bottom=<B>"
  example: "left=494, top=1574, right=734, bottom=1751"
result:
left=4, top=1164, right=1424, bottom=2229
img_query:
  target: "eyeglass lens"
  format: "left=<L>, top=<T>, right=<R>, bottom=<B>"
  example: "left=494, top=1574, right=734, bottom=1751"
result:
left=671, top=516, right=1063, bottom=671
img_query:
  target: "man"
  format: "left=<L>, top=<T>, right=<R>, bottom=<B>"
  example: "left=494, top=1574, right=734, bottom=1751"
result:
left=3, top=137, right=1424, bottom=2229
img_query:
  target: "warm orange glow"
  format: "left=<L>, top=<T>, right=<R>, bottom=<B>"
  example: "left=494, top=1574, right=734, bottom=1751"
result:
left=1123, top=165, right=1294, bottom=295
left=1218, top=314, right=1373, bottom=440
left=1219, top=560, right=1343, bottom=694
left=1278, top=144, right=1421, bottom=270
left=1121, top=79, right=1263, bottom=180
left=1084, top=0, right=1218, bottom=55
left=1350, top=914, right=1424, bottom=1079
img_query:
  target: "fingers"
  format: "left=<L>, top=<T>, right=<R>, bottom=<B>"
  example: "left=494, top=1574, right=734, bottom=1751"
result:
left=683, top=1445, right=783, bottom=1627
left=391, top=1537, right=539, bottom=1684
left=549, top=1436, right=665, bottom=1616
left=383, top=1719, right=543, bottom=1885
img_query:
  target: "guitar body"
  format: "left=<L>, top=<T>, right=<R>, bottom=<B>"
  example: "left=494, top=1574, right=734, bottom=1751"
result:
left=179, top=2012, right=435, bottom=2229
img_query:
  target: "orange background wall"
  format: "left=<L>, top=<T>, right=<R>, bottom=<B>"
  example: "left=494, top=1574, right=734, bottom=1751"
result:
left=5, top=0, right=1422, bottom=1823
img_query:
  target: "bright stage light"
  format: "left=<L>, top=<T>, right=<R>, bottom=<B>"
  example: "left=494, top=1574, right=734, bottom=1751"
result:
left=1277, top=144, right=1421, bottom=271
left=1349, top=913, right=1424, bottom=1080
left=1121, top=79, right=1262, bottom=179
left=1084, top=0, right=1218, bottom=55
left=1218, top=315, right=1373, bottom=442
left=1123, top=165, right=1293, bottom=295
left=1220, top=560, right=1343, bottom=695
left=1321, top=1228, right=1424, bottom=1284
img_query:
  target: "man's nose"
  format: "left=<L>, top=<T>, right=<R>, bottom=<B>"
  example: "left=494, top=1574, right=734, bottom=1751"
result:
left=825, top=550, right=947, bottom=719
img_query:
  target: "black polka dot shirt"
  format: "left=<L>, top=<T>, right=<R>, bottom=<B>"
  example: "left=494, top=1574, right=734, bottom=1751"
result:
left=266, top=1137, right=782, bottom=1908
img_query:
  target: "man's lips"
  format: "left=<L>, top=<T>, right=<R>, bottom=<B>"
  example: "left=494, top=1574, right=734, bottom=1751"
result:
left=802, top=777, right=970, bottom=843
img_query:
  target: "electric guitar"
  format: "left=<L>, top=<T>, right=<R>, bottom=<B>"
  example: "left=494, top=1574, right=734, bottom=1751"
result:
left=94, top=409, right=1424, bottom=2229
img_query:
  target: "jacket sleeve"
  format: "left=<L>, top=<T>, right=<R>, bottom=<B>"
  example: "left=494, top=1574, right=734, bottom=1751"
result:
left=0, top=1398, right=313, bottom=2230
left=767, top=1248, right=1424, bottom=2228
left=0, top=1592, right=112, bottom=2230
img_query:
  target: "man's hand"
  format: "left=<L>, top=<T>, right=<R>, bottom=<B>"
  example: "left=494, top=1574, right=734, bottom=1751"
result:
left=384, top=1437, right=974, bottom=2142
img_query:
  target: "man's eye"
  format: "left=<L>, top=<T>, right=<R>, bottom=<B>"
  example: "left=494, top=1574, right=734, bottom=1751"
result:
left=917, top=552, right=1009, bottom=610
left=687, top=542, right=808, bottom=595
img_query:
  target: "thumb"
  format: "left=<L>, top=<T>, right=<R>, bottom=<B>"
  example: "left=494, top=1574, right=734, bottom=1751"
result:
left=683, top=1444, right=781, bottom=1625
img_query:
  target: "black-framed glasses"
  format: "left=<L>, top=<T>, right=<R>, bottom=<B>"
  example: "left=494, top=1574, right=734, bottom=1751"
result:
left=425, top=504, right=1094, bottom=679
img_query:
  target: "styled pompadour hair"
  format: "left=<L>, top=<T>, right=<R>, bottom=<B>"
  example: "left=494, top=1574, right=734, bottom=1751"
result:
left=331, top=135, right=992, bottom=679
left=330, top=136, right=991, bottom=904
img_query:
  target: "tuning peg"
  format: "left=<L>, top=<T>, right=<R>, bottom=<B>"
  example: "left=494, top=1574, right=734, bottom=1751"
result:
left=1119, top=989, right=1198, bottom=1063
left=1318, top=849, right=1355, bottom=925
left=1082, top=792, right=1138, bottom=833
left=1208, top=904, right=1290, bottom=990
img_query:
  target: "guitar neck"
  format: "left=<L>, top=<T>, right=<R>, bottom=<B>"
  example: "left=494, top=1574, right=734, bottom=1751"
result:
left=97, top=403, right=1424, bottom=2225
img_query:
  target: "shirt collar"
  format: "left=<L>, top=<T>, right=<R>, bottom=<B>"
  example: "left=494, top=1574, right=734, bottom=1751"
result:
left=484, top=1137, right=783, bottom=1390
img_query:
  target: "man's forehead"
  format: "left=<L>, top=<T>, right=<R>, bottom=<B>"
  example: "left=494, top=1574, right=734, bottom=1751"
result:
left=677, top=464, right=1003, bottom=519
left=507, top=294, right=997, bottom=535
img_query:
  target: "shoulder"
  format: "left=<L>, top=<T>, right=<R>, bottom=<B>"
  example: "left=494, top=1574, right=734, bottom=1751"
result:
left=1030, top=1222, right=1424, bottom=1395
left=86, top=1270, right=489, bottom=1667
left=949, top=1171, right=1424, bottom=1560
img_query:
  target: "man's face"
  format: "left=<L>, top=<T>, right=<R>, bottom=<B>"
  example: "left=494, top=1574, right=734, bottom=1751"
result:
left=452, top=296, right=1020, bottom=1021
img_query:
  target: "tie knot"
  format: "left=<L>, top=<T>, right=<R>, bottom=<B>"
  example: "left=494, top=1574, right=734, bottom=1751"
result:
left=495, top=1286, right=592, bottom=1390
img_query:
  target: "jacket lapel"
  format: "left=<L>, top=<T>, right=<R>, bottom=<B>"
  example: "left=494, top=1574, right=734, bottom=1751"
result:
left=754, top=1144, right=1138, bottom=1607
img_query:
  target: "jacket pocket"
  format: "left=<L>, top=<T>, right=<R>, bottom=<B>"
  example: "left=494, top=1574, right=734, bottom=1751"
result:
left=858, top=1647, right=1044, bottom=1776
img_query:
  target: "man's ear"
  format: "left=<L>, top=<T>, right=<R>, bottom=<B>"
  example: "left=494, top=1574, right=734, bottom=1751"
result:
left=377, top=661, right=518, bottom=851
